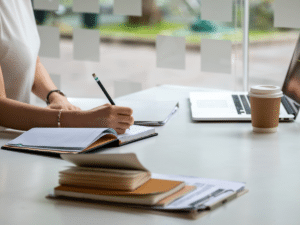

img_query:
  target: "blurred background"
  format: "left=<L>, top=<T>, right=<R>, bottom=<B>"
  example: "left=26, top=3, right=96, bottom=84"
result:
left=31, top=0, right=299, bottom=103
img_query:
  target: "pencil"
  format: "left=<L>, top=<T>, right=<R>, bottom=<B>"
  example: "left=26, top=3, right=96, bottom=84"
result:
left=92, top=73, right=115, bottom=105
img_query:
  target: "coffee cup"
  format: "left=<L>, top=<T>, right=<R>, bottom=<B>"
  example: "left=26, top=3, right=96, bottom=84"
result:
left=249, top=85, right=283, bottom=133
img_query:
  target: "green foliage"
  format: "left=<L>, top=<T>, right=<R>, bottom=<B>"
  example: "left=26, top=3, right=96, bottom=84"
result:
left=100, top=22, right=184, bottom=35
left=249, top=2, right=274, bottom=30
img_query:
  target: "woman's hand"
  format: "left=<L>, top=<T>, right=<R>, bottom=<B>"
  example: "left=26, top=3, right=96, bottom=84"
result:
left=45, top=92, right=81, bottom=111
left=83, top=104, right=134, bottom=134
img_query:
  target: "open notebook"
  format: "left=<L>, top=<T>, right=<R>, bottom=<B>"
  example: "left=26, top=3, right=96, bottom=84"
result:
left=1, top=125, right=157, bottom=155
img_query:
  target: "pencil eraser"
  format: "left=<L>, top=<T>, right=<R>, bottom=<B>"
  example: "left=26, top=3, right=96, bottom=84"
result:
left=201, top=39, right=232, bottom=74
left=38, top=26, right=60, bottom=58
left=201, top=0, right=233, bottom=22
left=73, top=0, right=100, bottom=14
left=73, top=29, right=100, bottom=62
left=274, top=0, right=300, bottom=28
left=114, top=80, right=142, bottom=97
left=113, top=0, right=142, bottom=16
left=156, top=35, right=186, bottom=70
left=33, top=0, right=59, bottom=11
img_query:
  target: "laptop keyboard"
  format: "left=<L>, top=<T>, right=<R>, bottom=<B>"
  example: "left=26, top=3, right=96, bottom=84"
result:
left=232, top=95, right=251, bottom=115
left=281, top=95, right=295, bottom=115
left=240, top=95, right=251, bottom=114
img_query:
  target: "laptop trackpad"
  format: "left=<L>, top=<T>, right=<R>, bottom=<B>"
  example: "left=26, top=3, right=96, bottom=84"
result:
left=190, top=93, right=239, bottom=117
left=197, top=100, right=229, bottom=108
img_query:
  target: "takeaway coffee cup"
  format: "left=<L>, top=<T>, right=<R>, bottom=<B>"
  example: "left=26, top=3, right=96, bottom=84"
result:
left=249, top=85, right=283, bottom=133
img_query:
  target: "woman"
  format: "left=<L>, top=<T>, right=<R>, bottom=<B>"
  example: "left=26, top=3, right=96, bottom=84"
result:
left=0, top=0, right=134, bottom=134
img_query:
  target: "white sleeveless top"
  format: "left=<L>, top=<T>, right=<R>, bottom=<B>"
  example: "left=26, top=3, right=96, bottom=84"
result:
left=0, top=0, right=40, bottom=104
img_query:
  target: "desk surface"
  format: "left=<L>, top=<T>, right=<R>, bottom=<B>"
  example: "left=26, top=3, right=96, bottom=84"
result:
left=1, top=85, right=300, bottom=225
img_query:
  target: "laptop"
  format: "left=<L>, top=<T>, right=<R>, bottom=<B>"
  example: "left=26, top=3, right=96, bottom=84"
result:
left=190, top=34, right=300, bottom=122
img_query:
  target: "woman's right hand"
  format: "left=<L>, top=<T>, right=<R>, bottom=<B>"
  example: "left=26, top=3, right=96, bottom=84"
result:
left=83, top=104, right=134, bottom=134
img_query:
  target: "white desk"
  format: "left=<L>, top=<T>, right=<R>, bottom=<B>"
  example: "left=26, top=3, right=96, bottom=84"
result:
left=1, top=85, right=300, bottom=225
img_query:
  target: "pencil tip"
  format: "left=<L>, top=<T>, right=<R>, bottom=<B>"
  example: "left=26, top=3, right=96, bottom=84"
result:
left=92, top=73, right=96, bottom=77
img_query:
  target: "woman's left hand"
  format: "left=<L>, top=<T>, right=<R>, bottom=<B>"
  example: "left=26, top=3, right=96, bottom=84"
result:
left=45, top=92, right=81, bottom=111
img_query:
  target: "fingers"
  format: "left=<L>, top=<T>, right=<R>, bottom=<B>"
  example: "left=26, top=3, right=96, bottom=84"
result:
left=115, top=106, right=133, bottom=116
left=88, top=104, right=134, bottom=132
left=115, top=127, right=127, bottom=135
left=118, top=114, right=134, bottom=126
left=48, top=104, right=65, bottom=110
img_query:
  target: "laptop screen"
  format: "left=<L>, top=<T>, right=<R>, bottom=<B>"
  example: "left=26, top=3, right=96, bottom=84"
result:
left=282, top=34, right=300, bottom=106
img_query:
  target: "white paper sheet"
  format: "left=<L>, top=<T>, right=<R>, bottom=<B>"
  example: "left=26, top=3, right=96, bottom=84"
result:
left=201, top=0, right=233, bottom=22
left=114, top=80, right=142, bottom=97
left=156, top=35, right=186, bottom=70
left=73, top=0, right=100, bottom=14
left=118, top=125, right=155, bottom=143
left=274, top=0, right=300, bottom=29
left=113, top=0, right=142, bottom=16
left=73, top=29, right=100, bottom=62
left=201, top=39, right=232, bottom=74
left=38, top=26, right=60, bottom=58
left=33, top=0, right=59, bottom=11
left=152, top=173, right=245, bottom=210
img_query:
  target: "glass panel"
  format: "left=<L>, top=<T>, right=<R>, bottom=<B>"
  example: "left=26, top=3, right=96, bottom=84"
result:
left=34, top=0, right=243, bottom=98
left=248, top=0, right=300, bottom=89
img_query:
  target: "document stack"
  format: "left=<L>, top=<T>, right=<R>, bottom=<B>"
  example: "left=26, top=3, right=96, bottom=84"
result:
left=53, top=153, right=195, bottom=206
left=49, top=153, right=247, bottom=219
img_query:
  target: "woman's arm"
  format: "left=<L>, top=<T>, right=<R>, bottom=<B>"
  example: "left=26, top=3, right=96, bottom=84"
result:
left=31, top=57, right=80, bottom=110
left=0, top=64, right=134, bottom=133
left=0, top=97, right=64, bottom=130
left=0, top=65, right=6, bottom=98
left=0, top=97, right=134, bottom=133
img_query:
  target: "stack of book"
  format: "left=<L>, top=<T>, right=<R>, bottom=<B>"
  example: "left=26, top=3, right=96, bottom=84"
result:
left=49, top=153, right=247, bottom=219
left=53, top=153, right=196, bottom=207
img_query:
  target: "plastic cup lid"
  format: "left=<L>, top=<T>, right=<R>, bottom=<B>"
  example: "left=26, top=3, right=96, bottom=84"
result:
left=249, top=85, right=283, bottom=98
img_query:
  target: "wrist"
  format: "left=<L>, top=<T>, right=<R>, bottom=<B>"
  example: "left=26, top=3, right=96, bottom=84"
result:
left=48, top=92, right=66, bottom=104
left=46, top=90, right=66, bottom=105
left=60, top=110, right=88, bottom=127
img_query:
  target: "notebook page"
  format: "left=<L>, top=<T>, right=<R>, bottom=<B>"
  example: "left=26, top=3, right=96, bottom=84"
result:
left=7, top=128, right=117, bottom=150
left=117, top=125, right=155, bottom=143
